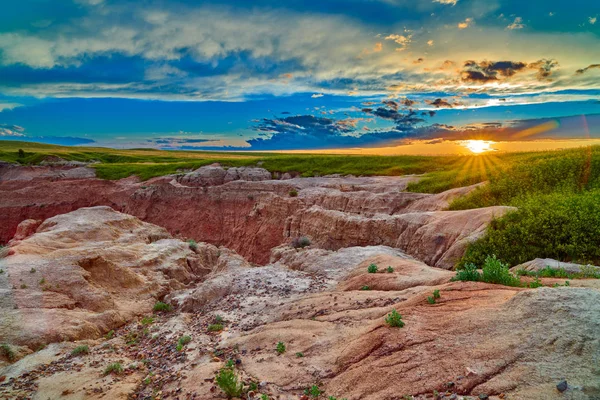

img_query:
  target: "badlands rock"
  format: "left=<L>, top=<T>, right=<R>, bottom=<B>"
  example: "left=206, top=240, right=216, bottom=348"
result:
left=511, top=258, right=600, bottom=275
left=0, top=206, right=231, bottom=351
left=0, top=164, right=504, bottom=268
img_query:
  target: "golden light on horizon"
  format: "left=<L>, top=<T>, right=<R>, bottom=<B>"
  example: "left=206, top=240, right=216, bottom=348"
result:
left=462, top=140, right=495, bottom=154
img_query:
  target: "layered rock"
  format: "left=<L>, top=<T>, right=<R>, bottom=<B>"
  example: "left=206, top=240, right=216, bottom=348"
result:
left=0, top=206, right=228, bottom=350
left=0, top=164, right=499, bottom=268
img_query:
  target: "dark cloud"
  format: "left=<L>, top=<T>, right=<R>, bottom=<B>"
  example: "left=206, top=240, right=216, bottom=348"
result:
left=528, top=59, right=559, bottom=80
left=401, top=98, right=416, bottom=107
left=148, top=138, right=213, bottom=145
left=461, top=59, right=557, bottom=83
left=361, top=107, right=425, bottom=126
left=427, top=98, right=455, bottom=108
left=382, top=100, right=399, bottom=110
left=575, top=64, right=600, bottom=75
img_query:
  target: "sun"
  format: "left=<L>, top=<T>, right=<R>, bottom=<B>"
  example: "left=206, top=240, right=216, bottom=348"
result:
left=462, top=140, right=495, bottom=154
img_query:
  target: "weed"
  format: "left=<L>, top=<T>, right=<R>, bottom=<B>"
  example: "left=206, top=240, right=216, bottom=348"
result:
left=296, top=352, right=304, bottom=358
left=360, top=285, right=370, bottom=291
left=453, top=256, right=521, bottom=287
left=433, top=290, right=441, bottom=299
left=153, top=301, right=172, bottom=312
left=30, top=268, right=36, bottom=273
left=261, top=395, right=269, bottom=400
left=39, top=278, right=45, bottom=285
left=215, top=368, right=243, bottom=398
left=367, top=264, right=378, bottom=273
left=1, top=344, right=15, bottom=362
left=386, top=266, right=394, bottom=273
left=71, top=345, right=90, bottom=356
left=140, top=316, right=154, bottom=325
left=427, top=296, right=436, bottom=304
left=452, top=263, right=481, bottom=282
left=177, top=335, right=192, bottom=352
left=292, top=236, right=311, bottom=249
left=214, top=315, right=224, bottom=324
left=276, top=341, right=286, bottom=354
left=104, top=362, right=123, bottom=375
left=20, top=284, right=27, bottom=289
left=385, top=309, right=405, bottom=328
left=188, top=240, right=198, bottom=251
left=208, top=324, right=224, bottom=332
left=528, top=277, right=543, bottom=288
left=105, top=330, right=115, bottom=340
left=225, top=359, right=235, bottom=369
left=304, top=385, right=322, bottom=398
left=289, top=189, right=298, bottom=197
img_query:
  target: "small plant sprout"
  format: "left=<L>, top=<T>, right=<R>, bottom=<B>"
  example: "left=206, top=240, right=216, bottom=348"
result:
left=360, top=285, right=371, bottom=291
left=528, top=277, right=543, bottom=288
left=367, top=264, right=378, bottom=273
left=289, top=189, right=298, bottom=197
left=188, top=239, right=198, bottom=251
left=225, top=359, right=235, bottom=368
left=30, top=268, right=36, bottom=273
left=387, top=266, right=394, bottom=273
left=176, top=335, right=192, bottom=351
left=39, top=277, right=46, bottom=285
left=153, top=301, right=172, bottom=312
left=427, top=296, right=436, bottom=304
left=140, top=316, right=154, bottom=325
left=215, top=367, right=244, bottom=398
left=304, top=385, right=322, bottom=398
left=214, top=314, right=224, bottom=324
left=261, top=394, right=270, bottom=400
left=208, top=323, right=224, bottom=332
left=1, top=344, right=15, bottom=362
left=276, top=341, right=286, bottom=354
left=104, top=362, right=123, bottom=375
left=296, top=352, right=304, bottom=358
left=433, top=290, right=441, bottom=299
left=385, top=309, right=405, bottom=328
left=105, top=330, right=115, bottom=340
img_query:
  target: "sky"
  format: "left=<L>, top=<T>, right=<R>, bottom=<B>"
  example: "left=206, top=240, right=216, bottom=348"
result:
left=0, top=0, right=599, bottom=153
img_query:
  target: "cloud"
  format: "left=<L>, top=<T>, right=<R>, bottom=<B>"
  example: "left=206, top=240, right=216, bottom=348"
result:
left=458, top=18, right=474, bottom=29
left=427, top=98, right=456, bottom=108
left=384, top=33, right=412, bottom=51
left=527, top=59, right=559, bottom=80
left=427, top=40, right=434, bottom=46
left=575, top=64, right=600, bottom=75
left=590, top=16, right=597, bottom=25
left=507, top=17, right=525, bottom=30
left=0, top=124, right=25, bottom=137
left=461, top=59, right=557, bottom=83
left=311, top=93, right=324, bottom=98
left=433, top=0, right=458, bottom=5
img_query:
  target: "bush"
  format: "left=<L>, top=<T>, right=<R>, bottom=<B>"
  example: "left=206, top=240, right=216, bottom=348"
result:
left=427, top=296, right=436, bottom=304
left=292, top=236, right=311, bottom=249
left=71, top=345, right=89, bottom=356
left=296, top=352, right=304, bottom=358
left=188, top=240, right=198, bottom=251
left=454, top=256, right=521, bottom=287
left=176, top=335, right=192, bottom=351
left=1, top=343, right=15, bottom=362
left=104, top=362, right=123, bottom=375
left=289, top=189, right=298, bottom=197
left=276, top=341, right=286, bottom=354
left=385, top=309, right=405, bottom=328
left=105, top=330, right=115, bottom=340
left=360, top=285, right=370, bottom=291
left=140, top=316, right=154, bottom=325
left=208, top=324, right=223, bottom=332
left=367, top=264, right=378, bottom=273
left=215, top=368, right=244, bottom=398
left=433, top=290, right=441, bottom=299
left=305, top=385, right=322, bottom=398
left=153, top=301, right=172, bottom=312
left=528, top=277, right=543, bottom=288
left=458, top=190, right=600, bottom=268
left=386, top=266, right=394, bottom=273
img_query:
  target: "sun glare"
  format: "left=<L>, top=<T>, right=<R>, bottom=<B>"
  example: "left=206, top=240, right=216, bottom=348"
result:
left=462, top=140, right=495, bottom=154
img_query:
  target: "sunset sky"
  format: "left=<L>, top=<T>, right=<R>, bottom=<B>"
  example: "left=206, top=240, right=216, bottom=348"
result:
left=0, top=0, right=598, bottom=152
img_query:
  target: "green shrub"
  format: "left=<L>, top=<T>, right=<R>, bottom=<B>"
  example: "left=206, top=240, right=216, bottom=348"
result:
left=528, top=277, right=543, bottom=288
left=1, top=343, right=15, bottom=361
left=386, top=266, right=394, bottom=273
left=480, top=255, right=521, bottom=287
left=305, top=385, right=322, bottom=398
left=30, top=268, right=36, bottom=273
left=289, top=189, right=298, bottom=197
left=105, top=330, right=115, bottom=340
left=452, top=263, right=481, bottom=282
left=433, top=290, right=441, bottom=299
left=360, top=285, right=370, bottom=291
left=208, top=324, right=223, bottom=332
left=140, top=316, right=154, bottom=325
left=427, top=296, right=436, bottom=304
left=292, top=236, right=311, bottom=248
left=71, top=345, right=89, bottom=356
left=296, top=352, right=304, bottom=358
left=276, top=341, right=286, bottom=354
left=215, top=368, right=244, bottom=398
left=104, top=362, right=123, bottom=375
left=153, top=301, right=172, bottom=312
left=188, top=240, right=198, bottom=251
left=385, top=309, right=405, bottom=328
left=367, top=264, right=378, bottom=273
left=214, top=315, right=224, bottom=324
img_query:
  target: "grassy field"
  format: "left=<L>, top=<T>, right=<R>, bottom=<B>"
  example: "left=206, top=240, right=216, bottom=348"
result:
left=2, top=140, right=599, bottom=268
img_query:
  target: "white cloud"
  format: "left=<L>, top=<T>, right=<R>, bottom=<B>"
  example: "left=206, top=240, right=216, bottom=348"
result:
left=311, top=93, right=324, bottom=98
left=507, top=17, right=525, bottom=30
left=590, top=16, right=597, bottom=25
left=458, top=18, right=474, bottom=29
left=433, top=0, right=457, bottom=5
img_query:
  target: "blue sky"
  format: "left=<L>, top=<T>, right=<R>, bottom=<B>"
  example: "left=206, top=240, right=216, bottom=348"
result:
left=0, top=0, right=599, bottom=150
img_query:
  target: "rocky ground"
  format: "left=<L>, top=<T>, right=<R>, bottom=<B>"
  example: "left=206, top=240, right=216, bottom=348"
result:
left=0, top=164, right=599, bottom=400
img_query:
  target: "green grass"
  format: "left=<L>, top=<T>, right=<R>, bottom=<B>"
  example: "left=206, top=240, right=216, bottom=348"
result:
left=215, top=367, right=244, bottom=398
left=104, top=362, right=123, bottom=375
left=515, top=265, right=600, bottom=279
left=1, top=343, right=15, bottom=362
left=152, top=301, right=172, bottom=312
left=208, top=323, right=223, bottom=332
left=71, top=345, right=90, bottom=356
left=453, top=255, right=521, bottom=287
